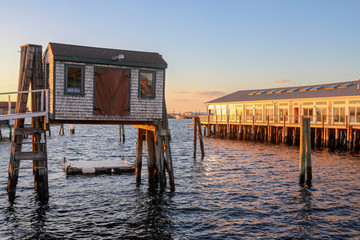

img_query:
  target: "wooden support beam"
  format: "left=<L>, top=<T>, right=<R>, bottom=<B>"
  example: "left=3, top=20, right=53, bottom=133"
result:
left=135, top=128, right=145, bottom=185
left=59, top=123, right=64, bottom=135
left=299, top=118, right=312, bottom=186
left=196, top=117, right=205, bottom=159
left=226, top=115, right=230, bottom=139
left=193, top=118, right=197, bottom=158
left=119, top=124, right=125, bottom=143
left=155, top=126, right=166, bottom=189
left=133, top=124, right=155, bottom=132
left=146, top=130, right=156, bottom=187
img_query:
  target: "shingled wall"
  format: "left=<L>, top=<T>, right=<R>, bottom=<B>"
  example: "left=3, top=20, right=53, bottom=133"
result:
left=49, top=60, right=164, bottom=122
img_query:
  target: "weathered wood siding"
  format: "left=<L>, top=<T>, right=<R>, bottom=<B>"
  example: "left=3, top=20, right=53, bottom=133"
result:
left=44, top=48, right=55, bottom=116
left=48, top=59, right=164, bottom=122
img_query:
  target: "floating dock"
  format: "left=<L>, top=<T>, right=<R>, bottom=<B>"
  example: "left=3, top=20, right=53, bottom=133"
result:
left=63, top=158, right=134, bottom=175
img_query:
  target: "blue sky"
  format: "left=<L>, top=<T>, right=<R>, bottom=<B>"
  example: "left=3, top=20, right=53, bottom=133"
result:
left=0, top=0, right=359, bottom=112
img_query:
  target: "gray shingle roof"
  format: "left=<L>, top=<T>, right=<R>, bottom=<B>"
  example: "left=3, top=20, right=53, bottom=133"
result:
left=48, top=42, right=167, bottom=68
left=207, top=80, right=360, bottom=104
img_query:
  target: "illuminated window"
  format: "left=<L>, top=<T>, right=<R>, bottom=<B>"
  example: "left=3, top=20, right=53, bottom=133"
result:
left=139, top=70, right=156, bottom=98
left=65, top=65, right=84, bottom=94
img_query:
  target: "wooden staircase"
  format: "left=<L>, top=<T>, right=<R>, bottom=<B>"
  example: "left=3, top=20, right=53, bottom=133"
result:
left=7, top=44, right=49, bottom=202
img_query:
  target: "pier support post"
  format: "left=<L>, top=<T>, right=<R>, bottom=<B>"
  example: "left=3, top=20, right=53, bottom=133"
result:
left=299, top=118, right=312, bottom=186
left=226, top=116, right=230, bottom=139
left=146, top=130, right=156, bottom=187
left=135, top=128, right=145, bottom=185
left=196, top=117, right=205, bottom=159
left=155, top=125, right=166, bottom=189
left=193, top=118, right=197, bottom=158
left=69, top=124, right=75, bottom=134
left=119, top=125, right=125, bottom=143
left=59, top=123, right=64, bottom=135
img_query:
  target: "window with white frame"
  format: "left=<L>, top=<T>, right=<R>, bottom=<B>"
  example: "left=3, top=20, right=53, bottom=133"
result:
left=303, top=102, right=314, bottom=122
left=349, top=100, right=360, bottom=123
left=278, top=103, right=288, bottom=122
left=255, top=104, right=263, bottom=122
left=333, top=101, right=346, bottom=123
left=265, top=103, right=274, bottom=122
left=245, top=104, right=254, bottom=122
left=315, top=101, right=327, bottom=123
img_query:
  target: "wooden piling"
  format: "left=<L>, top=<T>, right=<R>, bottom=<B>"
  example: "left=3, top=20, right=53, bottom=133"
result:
left=196, top=117, right=205, bottom=158
left=193, top=117, right=197, bottom=158
left=299, top=119, right=307, bottom=185
left=162, top=114, right=175, bottom=191
left=119, top=124, right=125, bottom=143
left=154, top=126, right=166, bottom=189
left=69, top=124, right=75, bottom=134
left=146, top=130, right=156, bottom=187
left=59, top=123, right=64, bottom=135
left=299, top=118, right=311, bottom=186
left=305, top=120, right=312, bottom=186
left=135, top=128, right=145, bottom=185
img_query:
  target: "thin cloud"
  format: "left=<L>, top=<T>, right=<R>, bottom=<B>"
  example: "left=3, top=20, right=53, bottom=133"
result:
left=193, top=91, right=227, bottom=97
left=276, top=78, right=296, bottom=85
left=173, top=90, right=189, bottom=94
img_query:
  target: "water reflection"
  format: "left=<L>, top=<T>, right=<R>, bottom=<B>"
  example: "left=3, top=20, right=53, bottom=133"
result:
left=295, top=187, right=316, bottom=237
left=129, top=187, right=174, bottom=239
left=29, top=197, right=49, bottom=239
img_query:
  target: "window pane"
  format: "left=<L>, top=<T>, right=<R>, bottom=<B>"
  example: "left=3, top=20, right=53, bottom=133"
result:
left=67, top=67, right=82, bottom=93
left=140, top=72, right=154, bottom=97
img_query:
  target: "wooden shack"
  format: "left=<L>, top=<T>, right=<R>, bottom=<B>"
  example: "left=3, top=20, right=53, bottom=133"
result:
left=43, top=42, right=167, bottom=124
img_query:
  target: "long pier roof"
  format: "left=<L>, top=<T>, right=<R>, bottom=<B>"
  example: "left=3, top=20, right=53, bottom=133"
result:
left=207, top=80, right=360, bottom=104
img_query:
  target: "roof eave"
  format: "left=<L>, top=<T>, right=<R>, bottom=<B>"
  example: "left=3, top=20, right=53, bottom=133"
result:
left=53, top=55, right=167, bottom=69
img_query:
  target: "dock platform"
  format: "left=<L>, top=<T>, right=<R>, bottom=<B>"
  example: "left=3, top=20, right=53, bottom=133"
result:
left=63, top=158, right=135, bottom=175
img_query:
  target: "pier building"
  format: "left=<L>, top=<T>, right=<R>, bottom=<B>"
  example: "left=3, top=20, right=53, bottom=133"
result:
left=200, top=80, right=360, bottom=150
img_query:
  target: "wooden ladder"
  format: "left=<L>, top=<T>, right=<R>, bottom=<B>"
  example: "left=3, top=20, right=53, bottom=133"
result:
left=7, top=44, right=49, bottom=202
left=8, top=127, right=48, bottom=201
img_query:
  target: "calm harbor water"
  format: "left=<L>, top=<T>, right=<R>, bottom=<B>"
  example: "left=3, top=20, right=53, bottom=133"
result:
left=0, top=119, right=359, bottom=239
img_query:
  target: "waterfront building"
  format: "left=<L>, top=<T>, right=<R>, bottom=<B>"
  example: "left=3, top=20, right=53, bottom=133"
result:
left=200, top=80, right=360, bottom=149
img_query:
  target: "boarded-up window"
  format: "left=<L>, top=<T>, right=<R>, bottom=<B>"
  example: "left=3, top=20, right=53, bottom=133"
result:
left=65, top=65, right=84, bottom=94
left=139, top=71, right=156, bottom=98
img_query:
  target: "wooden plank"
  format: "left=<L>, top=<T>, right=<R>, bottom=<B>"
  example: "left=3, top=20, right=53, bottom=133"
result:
left=0, top=111, right=47, bottom=121
left=14, top=151, right=46, bottom=161
left=132, top=124, right=156, bottom=132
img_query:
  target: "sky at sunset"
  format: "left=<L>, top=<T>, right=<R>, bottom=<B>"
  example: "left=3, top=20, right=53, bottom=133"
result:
left=0, top=0, right=359, bottom=113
